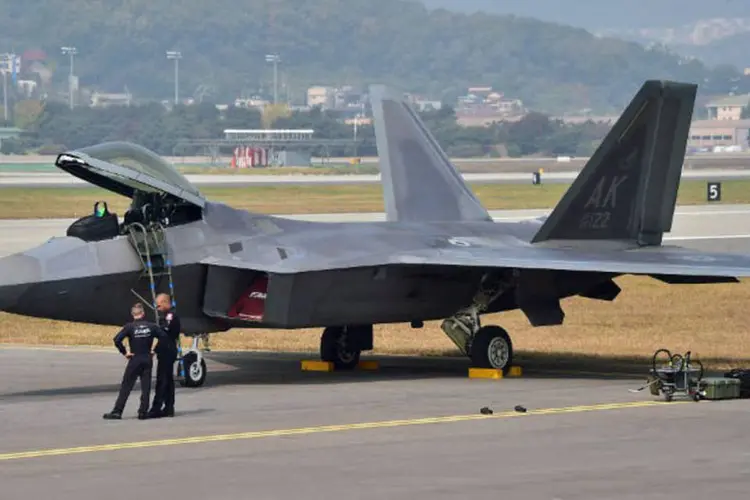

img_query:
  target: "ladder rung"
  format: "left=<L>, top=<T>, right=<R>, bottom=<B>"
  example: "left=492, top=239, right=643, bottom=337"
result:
left=127, top=222, right=177, bottom=319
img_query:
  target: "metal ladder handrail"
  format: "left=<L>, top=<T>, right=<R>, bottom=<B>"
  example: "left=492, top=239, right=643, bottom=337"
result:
left=126, top=221, right=176, bottom=319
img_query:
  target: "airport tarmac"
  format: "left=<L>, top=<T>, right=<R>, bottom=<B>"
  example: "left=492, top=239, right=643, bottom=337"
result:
left=0, top=167, right=749, bottom=187
left=2, top=205, right=750, bottom=499
left=1, top=345, right=749, bottom=499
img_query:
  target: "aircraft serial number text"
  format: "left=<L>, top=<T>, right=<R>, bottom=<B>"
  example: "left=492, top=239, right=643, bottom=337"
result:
left=579, top=211, right=610, bottom=230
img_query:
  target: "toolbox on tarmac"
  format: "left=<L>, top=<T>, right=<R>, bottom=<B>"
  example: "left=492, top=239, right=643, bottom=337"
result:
left=699, top=377, right=741, bottom=400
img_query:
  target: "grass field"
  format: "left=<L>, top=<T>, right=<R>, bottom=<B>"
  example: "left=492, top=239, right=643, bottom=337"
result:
left=1, top=276, right=749, bottom=370
left=2, top=179, right=750, bottom=219
left=177, top=165, right=381, bottom=175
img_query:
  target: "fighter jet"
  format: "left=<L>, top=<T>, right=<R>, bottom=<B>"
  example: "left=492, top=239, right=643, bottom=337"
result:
left=2, top=79, right=749, bottom=386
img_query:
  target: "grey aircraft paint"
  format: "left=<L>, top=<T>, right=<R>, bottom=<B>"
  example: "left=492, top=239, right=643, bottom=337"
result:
left=1, top=79, right=749, bottom=374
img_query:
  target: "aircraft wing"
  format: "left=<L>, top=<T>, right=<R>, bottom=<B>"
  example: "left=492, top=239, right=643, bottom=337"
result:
left=386, top=242, right=750, bottom=278
left=200, top=239, right=750, bottom=279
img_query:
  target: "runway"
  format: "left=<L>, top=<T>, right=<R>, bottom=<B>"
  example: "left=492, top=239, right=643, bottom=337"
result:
left=2, top=205, right=750, bottom=499
left=0, top=167, right=749, bottom=187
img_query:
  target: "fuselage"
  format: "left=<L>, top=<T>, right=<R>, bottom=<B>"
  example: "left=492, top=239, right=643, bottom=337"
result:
left=0, top=202, right=576, bottom=333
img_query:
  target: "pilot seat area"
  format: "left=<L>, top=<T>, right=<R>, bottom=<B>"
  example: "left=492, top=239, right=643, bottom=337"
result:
left=66, top=190, right=203, bottom=243
left=66, top=201, right=120, bottom=242
left=121, top=189, right=203, bottom=229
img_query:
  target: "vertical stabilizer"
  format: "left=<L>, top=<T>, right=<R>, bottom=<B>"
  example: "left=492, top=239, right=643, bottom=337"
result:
left=531, top=80, right=697, bottom=245
left=369, top=84, right=492, bottom=223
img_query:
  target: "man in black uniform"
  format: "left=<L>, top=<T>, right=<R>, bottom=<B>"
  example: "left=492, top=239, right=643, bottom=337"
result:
left=148, top=293, right=180, bottom=418
left=103, top=303, right=164, bottom=420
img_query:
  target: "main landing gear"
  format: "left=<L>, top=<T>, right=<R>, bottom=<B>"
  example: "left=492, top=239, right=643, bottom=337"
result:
left=440, top=272, right=515, bottom=374
left=316, top=272, right=516, bottom=373
left=319, top=325, right=374, bottom=370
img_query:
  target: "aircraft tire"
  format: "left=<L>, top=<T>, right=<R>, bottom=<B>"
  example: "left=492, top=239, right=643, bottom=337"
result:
left=180, top=352, right=207, bottom=387
left=320, top=326, right=361, bottom=370
left=470, top=325, right=513, bottom=374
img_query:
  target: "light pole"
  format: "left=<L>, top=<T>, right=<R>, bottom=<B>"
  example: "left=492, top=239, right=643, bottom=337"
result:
left=166, top=50, right=182, bottom=105
left=265, top=54, right=280, bottom=104
left=2, top=70, right=8, bottom=123
left=61, top=46, right=77, bottom=110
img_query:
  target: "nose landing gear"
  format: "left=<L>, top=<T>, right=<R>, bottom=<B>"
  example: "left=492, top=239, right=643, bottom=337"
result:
left=320, top=325, right=374, bottom=370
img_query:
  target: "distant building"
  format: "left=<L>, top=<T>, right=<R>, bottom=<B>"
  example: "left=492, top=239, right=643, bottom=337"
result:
left=688, top=119, right=750, bottom=150
left=234, top=96, right=268, bottom=109
left=306, top=86, right=334, bottom=109
left=343, top=116, right=372, bottom=126
left=271, top=150, right=312, bottom=167
left=0, top=53, right=21, bottom=77
left=745, top=68, right=750, bottom=76
left=467, top=87, right=493, bottom=97
left=16, top=80, right=37, bottom=98
left=705, top=94, right=750, bottom=120
left=455, top=86, right=525, bottom=124
left=0, top=127, right=23, bottom=150
left=413, top=100, right=442, bottom=112
left=90, top=92, right=132, bottom=108
left=333, top=86, right=364, bottom=110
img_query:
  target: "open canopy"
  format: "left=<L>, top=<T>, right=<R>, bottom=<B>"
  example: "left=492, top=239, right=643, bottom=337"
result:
left=55, top=141, right=206, bottom=208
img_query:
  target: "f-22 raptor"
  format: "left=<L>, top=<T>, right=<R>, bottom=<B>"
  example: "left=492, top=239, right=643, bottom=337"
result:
left=1, top=80, right=749, bottom=386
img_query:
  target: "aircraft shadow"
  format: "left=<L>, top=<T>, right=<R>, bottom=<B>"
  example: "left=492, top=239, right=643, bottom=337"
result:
left=2, top=350, right=745, bottom=400
left=200, top=350, right=749, bottom=387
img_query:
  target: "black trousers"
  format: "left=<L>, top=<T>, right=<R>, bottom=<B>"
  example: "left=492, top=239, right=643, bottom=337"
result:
left=151, top=350, right=177, bottom=411
left=113, top=355, right=152, bottom=414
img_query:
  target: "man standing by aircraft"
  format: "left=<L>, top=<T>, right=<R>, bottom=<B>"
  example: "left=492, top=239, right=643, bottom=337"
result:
left=103, top=303, right=164, bottom=420
left=148, top=293, right=181, bottom=418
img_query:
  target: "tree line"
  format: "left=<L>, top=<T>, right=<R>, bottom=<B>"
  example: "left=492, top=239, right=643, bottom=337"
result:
left=1, top=100, right=612, bottom=159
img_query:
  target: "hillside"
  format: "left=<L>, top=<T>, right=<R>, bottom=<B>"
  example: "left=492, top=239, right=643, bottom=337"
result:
left=671, top=31, right=750, bottom=68
left=421, top=1, right=750, bottom=68
left=420, top=0, right=750, bottom=31
left=1, top=0, right=746, bottom=113
left=596, top=18, right=750, bottom=68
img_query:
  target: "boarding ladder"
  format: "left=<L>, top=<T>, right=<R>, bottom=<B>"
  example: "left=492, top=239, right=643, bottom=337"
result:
left=126, top=222, right=176, bottom=316
left=126, top=222, right=186, bottom=377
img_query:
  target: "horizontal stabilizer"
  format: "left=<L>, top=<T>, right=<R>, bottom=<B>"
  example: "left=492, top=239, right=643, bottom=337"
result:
left=369, top=84, right=492, bottom=223
left=650, top=274, right=738, bottom=284
left=389, top=243, right=750, bottom=280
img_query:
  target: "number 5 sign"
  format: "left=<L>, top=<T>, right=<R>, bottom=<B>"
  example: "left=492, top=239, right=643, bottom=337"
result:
left=707, top=182, right=721, bottom=202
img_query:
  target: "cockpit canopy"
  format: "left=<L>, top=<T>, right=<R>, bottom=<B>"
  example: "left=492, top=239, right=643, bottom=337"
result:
left=56, top=142, right=206, bottom=242
left=55, top=141, right=205, bottom=208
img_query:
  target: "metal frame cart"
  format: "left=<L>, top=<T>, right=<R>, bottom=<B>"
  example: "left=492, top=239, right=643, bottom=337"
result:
left=644, top=349, right=704, bottom=402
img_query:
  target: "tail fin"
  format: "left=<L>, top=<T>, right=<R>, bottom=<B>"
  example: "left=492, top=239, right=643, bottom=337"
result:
left=369, top=84, right=492, bottom=223
left=531, top=80, right=697, bottom=246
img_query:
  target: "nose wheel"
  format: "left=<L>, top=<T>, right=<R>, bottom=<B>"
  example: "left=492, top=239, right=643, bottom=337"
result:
left=178, top=335, right=208, bottom=387
left=320, top=325, right=373, bottom=370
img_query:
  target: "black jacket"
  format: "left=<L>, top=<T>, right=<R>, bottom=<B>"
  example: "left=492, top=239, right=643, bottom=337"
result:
left=113, top=320, right=165, bottom=357
left=156, top=310, right=181, bottom=355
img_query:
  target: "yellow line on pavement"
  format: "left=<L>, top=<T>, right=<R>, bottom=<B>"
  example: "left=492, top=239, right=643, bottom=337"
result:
left=0, top=400, right=679, bottom=462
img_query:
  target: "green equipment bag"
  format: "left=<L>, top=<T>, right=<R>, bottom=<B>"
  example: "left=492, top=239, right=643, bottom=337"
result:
left=699, top=377, right=741, bottom=400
